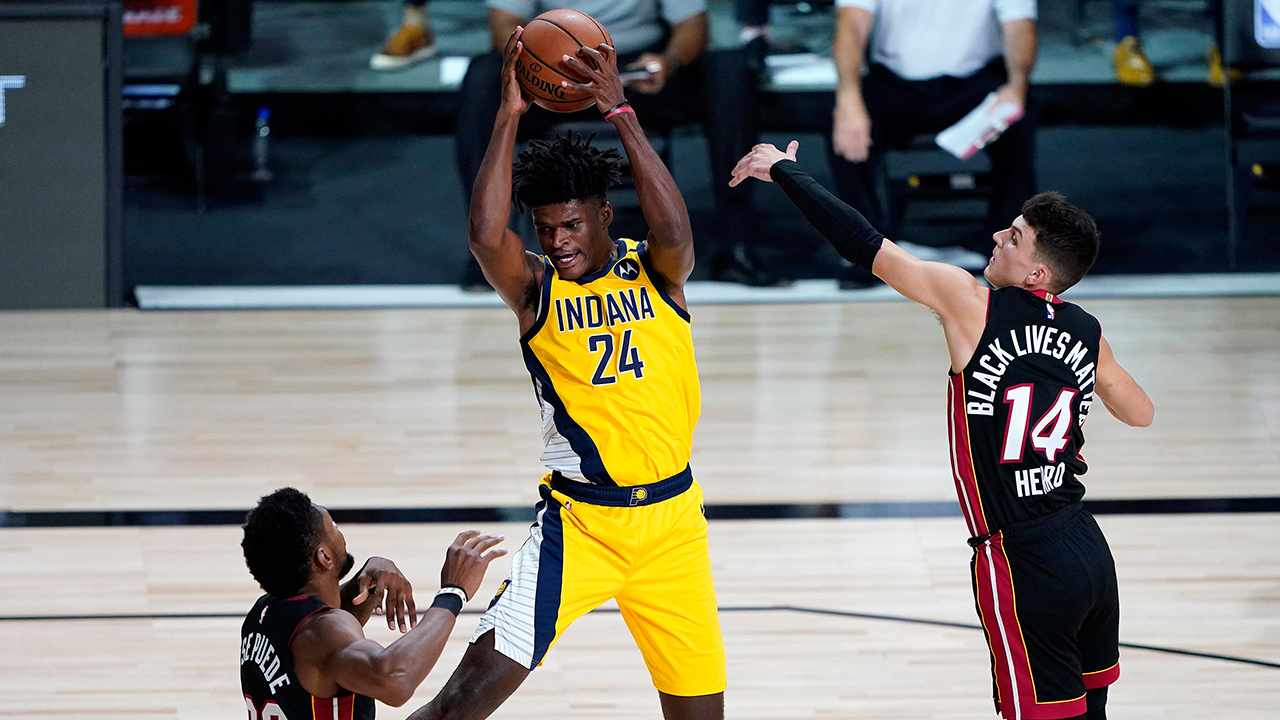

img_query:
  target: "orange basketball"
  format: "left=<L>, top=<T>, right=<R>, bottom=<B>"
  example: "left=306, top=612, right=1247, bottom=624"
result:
left=515, top=9, right=612, bottom=113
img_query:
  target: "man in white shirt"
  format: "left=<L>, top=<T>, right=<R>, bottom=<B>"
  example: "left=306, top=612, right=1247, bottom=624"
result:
left=830, top=0, right=1039, bottom=253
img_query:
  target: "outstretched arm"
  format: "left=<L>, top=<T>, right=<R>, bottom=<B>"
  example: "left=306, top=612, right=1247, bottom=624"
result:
left=730, top=142, right=987, bottom=312
left=731, top=141, right=989, bottom=368
left=469, top=27, right=545, bottom=329
left=562, top=45, right=695, bottom=298
left=293, top=533, right=508, bottom=706
left=1095, top=335, right=1154, bottom=427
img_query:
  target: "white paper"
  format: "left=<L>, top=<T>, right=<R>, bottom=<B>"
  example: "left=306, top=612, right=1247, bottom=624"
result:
left=935, top=92, right=1024, bottom=160
left=439, top=56, right=472, bottom=87
left=764, top=53, right=838, bottom=88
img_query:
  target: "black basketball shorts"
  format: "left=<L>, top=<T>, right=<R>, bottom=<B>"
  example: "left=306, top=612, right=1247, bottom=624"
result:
left=969, top=503, right=1120, bottom=720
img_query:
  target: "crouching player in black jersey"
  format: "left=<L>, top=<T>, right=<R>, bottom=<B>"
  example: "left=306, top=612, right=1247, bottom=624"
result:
left=240, top=487, right=506, bottom=720
left=732, top=142, right=1153, bottom=720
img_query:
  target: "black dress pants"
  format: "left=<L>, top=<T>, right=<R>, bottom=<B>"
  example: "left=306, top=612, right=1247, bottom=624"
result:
left=827, top=60, right=1037, bottom=251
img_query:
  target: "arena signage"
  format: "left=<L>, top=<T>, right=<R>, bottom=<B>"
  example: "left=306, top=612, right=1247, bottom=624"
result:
left=0, top=75, right=25, bottom=127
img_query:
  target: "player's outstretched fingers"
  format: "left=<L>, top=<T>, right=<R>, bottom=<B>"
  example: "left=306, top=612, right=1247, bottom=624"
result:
left=387, top=583, right=412, bottom=632
left=352, top=581, right=372, bottom=607
left=470, top=534, right=507, bottom=560
left=401, top=586, right=417, bottom=630
left=503, top=25, right=523, bottom=58
left=560, top=55, right=594, bottom=82
left=730, top=153, right=754, bottom=187
left=449, top=533, right=507, bottom=599
left=578, top=43, right=611, bottom=71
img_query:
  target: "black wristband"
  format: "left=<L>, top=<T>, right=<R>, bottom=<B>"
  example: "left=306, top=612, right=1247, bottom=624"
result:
left=429, top=592, right=464, bottom=617
left=601, top=100, right=630, bottom=117
left=769, top=159, right=884, bottom=272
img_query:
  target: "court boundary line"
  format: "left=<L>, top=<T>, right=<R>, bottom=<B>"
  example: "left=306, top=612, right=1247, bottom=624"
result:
left=3, top=497, right=1278, bottom=528
left=1, top=605, right=1274, bottom=670
left=134, top=273, right=1280, bottom=310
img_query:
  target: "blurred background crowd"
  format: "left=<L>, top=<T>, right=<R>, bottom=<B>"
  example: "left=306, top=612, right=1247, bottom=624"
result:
left=3, top=0, right=1278, bottom=307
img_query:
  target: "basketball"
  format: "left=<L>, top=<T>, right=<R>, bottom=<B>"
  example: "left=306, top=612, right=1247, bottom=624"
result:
left=515, top=9, right=613, bottom=113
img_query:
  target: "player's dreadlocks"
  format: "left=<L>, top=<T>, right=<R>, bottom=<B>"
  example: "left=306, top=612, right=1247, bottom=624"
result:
left=512, top=132, right=623, bottom=212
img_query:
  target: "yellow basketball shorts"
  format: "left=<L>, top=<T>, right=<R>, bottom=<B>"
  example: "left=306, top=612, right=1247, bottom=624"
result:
left=472, top=466, right=726, bottom=696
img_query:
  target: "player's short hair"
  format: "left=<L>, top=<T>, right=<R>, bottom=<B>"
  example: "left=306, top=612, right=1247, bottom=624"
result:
left=512, top=132, right=622, bottom=212
left=242, top=487, right=323, bottom=599
left=1021, top=192, right=1100, bottom=293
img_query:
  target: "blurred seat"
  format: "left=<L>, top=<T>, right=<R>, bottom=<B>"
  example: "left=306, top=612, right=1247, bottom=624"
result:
left=1222, top=0, right=1280, bottom=264
left=122, top=0, right=252, bottom=209
left=123, top=1, right=205, bottom=203
left=881, top=133, right=993, bottom=231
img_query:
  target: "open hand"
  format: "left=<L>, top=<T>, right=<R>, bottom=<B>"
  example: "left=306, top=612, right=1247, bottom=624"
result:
left=350, top=557, right=416, bottom=632
left=500, top=26, right=533, bottom=116
left=440, top=530, right=508, bottom=602
left=559, top=43, right=627, bottom=114
left=730, top=140, right=799, bottom=187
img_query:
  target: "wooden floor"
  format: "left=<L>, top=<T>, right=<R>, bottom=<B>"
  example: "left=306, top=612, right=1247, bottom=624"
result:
left=1, top=297, right=1278, bottom=719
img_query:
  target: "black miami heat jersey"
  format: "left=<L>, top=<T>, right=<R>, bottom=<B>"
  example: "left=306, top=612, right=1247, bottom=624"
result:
left=241, top=594, right=375, bottom=720
left=948, top=287, right=1102, bottom=539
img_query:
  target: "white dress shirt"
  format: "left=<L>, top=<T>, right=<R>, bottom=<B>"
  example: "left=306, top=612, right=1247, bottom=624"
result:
left=835, top=0, right=1037, bottom=80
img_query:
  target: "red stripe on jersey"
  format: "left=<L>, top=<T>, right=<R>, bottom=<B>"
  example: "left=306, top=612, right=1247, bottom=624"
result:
left=1031, top=289, right=1064, bottom=304
left=337, top=694, right=354, bottom=720
left=311, top=695, right=340, bottom=720
left=1083, top=662, right=1120, bottom=689
left=948, top=375, right=989, bottom=536
left=974, top=537, right=1087, bottom=720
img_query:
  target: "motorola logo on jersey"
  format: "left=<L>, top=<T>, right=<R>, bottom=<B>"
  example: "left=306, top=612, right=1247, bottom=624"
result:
left=0, top=75, right=27, bottom=128
left=614, top=259, right=640, bottom=280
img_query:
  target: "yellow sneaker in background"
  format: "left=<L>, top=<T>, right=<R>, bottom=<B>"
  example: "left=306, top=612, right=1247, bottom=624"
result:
left=1113, top=36, right=1156, bottom=87
left=371, top=23, right=436, bottom=71
left=1207, top=42, right=1243, bottom=87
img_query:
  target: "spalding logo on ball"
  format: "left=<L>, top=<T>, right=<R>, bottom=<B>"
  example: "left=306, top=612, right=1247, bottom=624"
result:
left=515, top=9, right=612, bottom=113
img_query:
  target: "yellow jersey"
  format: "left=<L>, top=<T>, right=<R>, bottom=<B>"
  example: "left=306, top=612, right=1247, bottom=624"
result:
left=521, top=239, right=700, bottom=486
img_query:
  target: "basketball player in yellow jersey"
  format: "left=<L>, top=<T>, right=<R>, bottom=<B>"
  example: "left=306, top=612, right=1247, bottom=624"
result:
left=408, top=29, right=724, bottom=720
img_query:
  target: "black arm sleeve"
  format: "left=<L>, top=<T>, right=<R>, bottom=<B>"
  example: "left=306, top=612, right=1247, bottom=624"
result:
left=769, top=159, right=884, bottom=272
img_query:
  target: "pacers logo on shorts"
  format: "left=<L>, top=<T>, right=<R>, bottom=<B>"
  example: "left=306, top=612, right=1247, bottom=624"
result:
left=614, top=259, right=640, bottom=281
left=489, top=579, right=510, bottom=609
left=629, top=487, right=648, bottom=506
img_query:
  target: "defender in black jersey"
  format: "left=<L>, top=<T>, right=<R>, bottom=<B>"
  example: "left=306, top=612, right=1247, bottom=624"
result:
left=240, top=488, right=506, bottom=720
left=732, top=142, right=1153, bottom=720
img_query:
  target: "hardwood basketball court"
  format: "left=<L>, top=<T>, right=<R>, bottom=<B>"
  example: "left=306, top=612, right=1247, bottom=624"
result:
left=1, top=295, right=1277, bottom=719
